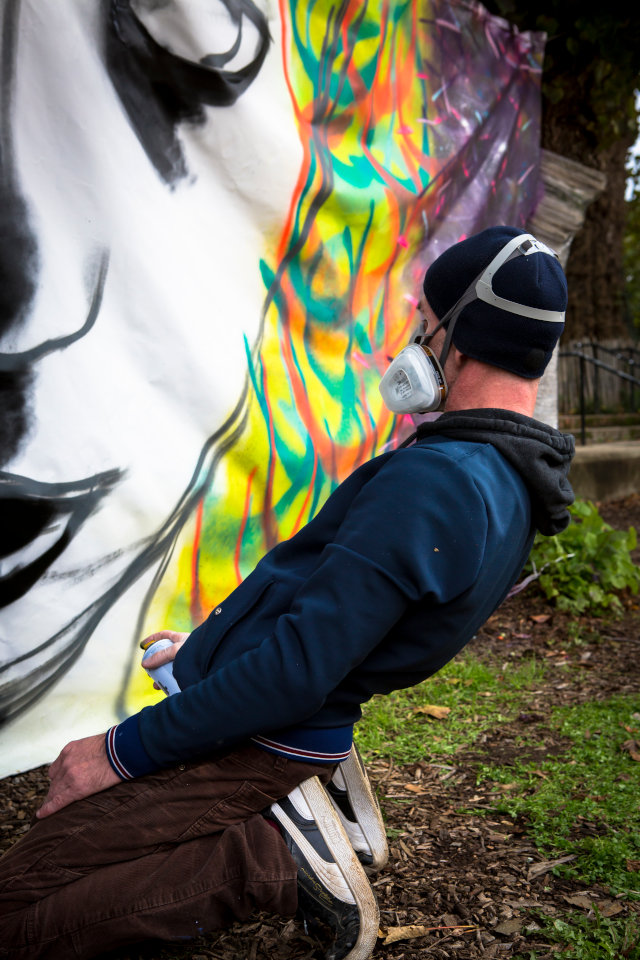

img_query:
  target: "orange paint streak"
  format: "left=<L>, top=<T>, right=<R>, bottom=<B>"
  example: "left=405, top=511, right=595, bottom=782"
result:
left=401, top=15, right=433, bottom=191
left=189, top=497, right=204, bottom=624
left=290, top=448, right=318, bottom=536
left=276, top=0, right=313, bottom=265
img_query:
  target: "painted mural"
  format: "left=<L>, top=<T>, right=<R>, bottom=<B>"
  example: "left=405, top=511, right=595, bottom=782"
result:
left=0, top=0, right=546, bottom=775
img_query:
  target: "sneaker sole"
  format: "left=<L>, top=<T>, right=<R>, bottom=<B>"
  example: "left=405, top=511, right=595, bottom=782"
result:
left=280, top=776, right=379, bottom=960
left=327, top=803, right=374, bottom=866
left=337, top=746, right=388, bottom=871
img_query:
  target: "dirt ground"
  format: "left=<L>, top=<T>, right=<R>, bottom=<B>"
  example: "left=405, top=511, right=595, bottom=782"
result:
left=2, top=495, right=640, bottom=960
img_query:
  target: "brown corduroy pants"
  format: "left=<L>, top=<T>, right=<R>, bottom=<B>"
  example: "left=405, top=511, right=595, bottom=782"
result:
left=0, top=744, right=332, bottom=960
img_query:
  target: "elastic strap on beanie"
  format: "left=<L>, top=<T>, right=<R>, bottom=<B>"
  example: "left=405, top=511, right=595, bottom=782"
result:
left=423, top=272, right=480, bottom=366
left=475, top=235, right=566, bottom=323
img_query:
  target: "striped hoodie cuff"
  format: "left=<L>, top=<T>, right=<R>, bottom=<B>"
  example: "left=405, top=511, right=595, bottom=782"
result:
left=105, top=715, right=159, bottom=780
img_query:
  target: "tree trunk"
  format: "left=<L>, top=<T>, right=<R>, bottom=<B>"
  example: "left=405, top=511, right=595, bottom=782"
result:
left=542, top=105, right=636, bottom=340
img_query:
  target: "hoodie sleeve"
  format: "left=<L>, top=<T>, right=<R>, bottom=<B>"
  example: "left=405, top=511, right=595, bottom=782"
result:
left=126, top=446, right=490, bottom=770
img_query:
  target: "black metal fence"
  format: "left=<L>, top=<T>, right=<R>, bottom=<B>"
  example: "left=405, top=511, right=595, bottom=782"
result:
left=558, top=341, right=640, bottom=445
left=559, top=340, right=640, bottom=413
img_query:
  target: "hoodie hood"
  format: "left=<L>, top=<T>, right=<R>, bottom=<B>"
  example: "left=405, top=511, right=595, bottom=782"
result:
left=414, top=408, right=575, bottom=536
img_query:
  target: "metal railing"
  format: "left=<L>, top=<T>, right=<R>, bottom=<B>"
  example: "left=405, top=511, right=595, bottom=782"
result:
left=574, top=341, right=640, bottom=414
left=559, top=346, right=640, bottom=445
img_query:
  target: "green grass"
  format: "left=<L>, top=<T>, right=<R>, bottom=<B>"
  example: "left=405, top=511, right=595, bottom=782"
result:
left=356, top=654, right=640, bottom=959
left=522, top=911, right=640, bottom=959
left=477, top=695, right=640, bottom=897
left=356, top=650, right=547, bottom=763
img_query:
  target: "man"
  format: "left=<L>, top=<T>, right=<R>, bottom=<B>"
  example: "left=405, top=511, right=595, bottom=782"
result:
left=0, top=227, right=575, bottom=960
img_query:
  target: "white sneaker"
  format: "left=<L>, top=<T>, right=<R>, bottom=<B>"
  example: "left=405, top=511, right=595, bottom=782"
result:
left=325, top=745, right=388, bottom=871
left=269, top=776, right=379, bottom=960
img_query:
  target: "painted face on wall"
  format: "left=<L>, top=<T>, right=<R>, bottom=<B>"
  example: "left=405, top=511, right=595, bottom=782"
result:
left=0, top=0, right=301, bottom=741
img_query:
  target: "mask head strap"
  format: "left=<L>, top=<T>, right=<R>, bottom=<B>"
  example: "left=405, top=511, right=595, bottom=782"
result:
left=475, top=234, right=566, bottom=323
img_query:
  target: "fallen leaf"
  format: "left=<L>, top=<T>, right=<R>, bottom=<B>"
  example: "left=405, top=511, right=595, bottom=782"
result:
left=527, top=854, right=576, bottom=880
left=380, top=923, right=477, bottom=944
left=380, top=925, right=432, bottom=944
left=505, top=899, right=544, bottom=909
left=622, top=739, right=640, bottom=762
left=409, top=704, right=451, bottom=720
left=599, top=901, right=625, bottom=918
left=627, top=859, right=640, bottom=872
left=404, top=783, right=427, bottom=794
left=563, top=893, right=593, bottom=910
left=494, top=919, right=523, bottom=936
left=530, top=614, right=551, bottom=624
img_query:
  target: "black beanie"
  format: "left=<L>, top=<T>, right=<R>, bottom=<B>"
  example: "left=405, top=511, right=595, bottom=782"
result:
left=423, top=226, right=568, bottom=379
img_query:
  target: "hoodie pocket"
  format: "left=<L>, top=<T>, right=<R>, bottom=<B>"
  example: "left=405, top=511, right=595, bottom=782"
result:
left=202, top=576, right=276, bottom=674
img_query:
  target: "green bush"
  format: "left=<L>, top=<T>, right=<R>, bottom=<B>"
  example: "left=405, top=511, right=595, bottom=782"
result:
left=525, top=499, right=640, bottom=617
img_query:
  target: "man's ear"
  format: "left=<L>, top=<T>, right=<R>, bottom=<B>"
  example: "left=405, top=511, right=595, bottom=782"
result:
left=450, top=346, right=467, bottom=368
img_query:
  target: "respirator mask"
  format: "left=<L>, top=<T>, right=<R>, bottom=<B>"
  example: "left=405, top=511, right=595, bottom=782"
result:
left=379, top=234, right=564, bottom=415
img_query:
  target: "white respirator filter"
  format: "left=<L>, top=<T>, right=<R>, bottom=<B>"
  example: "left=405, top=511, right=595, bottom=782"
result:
left=379, top=342, right=447, bottom=414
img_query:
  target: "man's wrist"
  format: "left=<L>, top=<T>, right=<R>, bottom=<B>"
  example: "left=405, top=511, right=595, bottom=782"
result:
left=105, top=715, right=160, bottom=780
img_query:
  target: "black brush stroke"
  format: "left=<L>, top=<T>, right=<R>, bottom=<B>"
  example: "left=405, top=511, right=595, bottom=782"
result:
left=104, top=0, right=271, bottom=184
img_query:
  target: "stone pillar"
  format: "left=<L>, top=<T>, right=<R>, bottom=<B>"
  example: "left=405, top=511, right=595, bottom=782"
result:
left=526, top=150, right=607, bottom=426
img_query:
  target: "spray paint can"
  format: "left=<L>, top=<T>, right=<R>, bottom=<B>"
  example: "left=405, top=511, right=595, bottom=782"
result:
left=141, top=638, right=181, bottom=696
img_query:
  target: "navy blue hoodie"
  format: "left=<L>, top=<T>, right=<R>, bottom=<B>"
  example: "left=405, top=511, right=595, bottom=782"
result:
left=108, top=409, right=574, bottom=778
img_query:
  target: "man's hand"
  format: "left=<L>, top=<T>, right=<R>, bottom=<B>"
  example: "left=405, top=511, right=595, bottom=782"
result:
left=141, top=630, right=189, bottom=688
left=36, top=733, right=121, bottom=820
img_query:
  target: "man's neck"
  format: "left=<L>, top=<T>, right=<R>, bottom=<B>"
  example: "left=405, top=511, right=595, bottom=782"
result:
left=444, top=363, right=539, bottom=418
